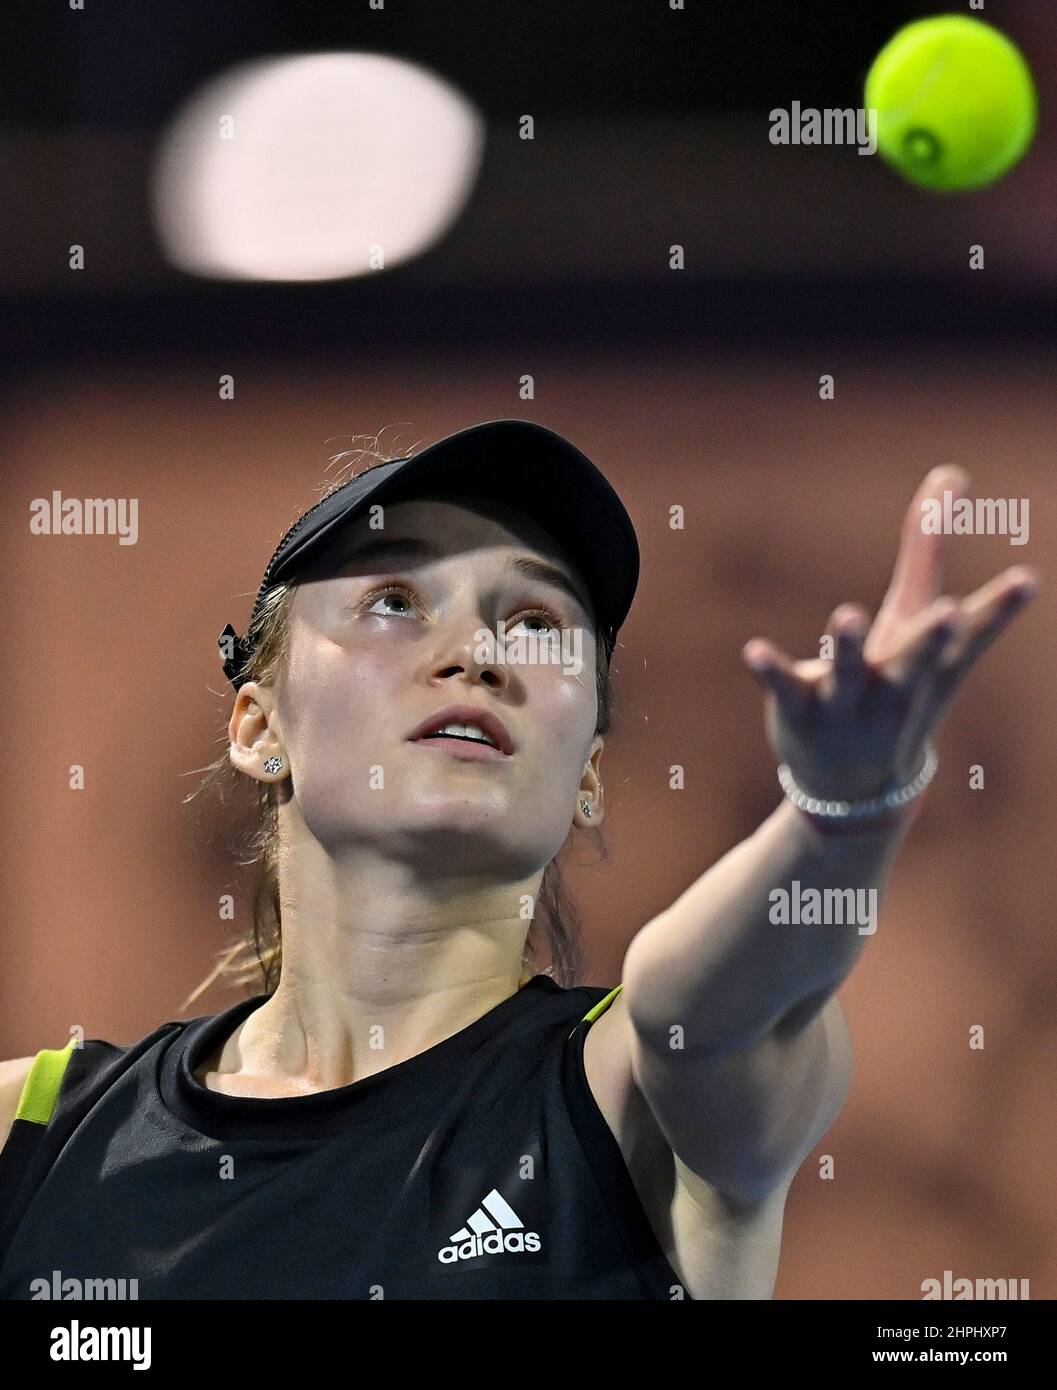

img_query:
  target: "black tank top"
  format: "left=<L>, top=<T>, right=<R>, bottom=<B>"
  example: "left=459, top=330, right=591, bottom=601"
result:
left=0, top=976, right=687, bottom=1299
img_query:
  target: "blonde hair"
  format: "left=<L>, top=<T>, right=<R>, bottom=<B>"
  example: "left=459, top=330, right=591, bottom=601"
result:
left=180, top=451, right=617, bottom=1013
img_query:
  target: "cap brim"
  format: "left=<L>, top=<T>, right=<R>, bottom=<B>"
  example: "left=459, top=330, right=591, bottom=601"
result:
left=268, top=419, right=639, bottom=643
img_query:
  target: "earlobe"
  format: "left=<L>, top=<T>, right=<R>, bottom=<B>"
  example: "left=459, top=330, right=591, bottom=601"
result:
left=578, top=757, right=603, bottom=823
left=228, top=740, right=288, bottom=784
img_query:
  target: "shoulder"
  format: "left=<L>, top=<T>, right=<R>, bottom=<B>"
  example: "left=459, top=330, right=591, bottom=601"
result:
left=0, top=1037, right=108, bottom=1153
left=0, top=1057, right=37, bottom=1154
left=0, top=1011, right=194, bottom=1151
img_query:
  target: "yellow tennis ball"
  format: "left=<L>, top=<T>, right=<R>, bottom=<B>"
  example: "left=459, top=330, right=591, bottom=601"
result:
left=864, top=14, right=1037, bottom=191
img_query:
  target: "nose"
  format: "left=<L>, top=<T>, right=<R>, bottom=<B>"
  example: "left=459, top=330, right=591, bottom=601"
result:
left=426, top=607, right=512, bottom=691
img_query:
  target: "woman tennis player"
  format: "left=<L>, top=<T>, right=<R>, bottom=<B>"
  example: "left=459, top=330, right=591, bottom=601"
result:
left=0, top=419, right=1039, bottom=1300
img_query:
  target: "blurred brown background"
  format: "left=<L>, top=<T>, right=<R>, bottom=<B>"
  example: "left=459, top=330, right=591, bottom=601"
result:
left=2, top=0, right=1055, bottom=1301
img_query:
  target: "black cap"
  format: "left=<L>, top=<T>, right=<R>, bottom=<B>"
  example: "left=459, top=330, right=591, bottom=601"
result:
left=218, top=419, right=639, bottom=690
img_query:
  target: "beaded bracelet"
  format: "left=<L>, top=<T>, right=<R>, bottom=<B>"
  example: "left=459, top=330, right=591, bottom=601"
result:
left=777, top=741, right=938, bottom=834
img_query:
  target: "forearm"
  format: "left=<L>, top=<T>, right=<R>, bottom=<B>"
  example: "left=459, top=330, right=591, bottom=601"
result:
left=623, top=797, right=912, bottom=1054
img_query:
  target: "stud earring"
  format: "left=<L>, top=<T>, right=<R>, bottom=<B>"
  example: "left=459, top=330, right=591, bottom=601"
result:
left=580, top=799, right=592, bottom=818
left=264, top=755, right=284, bottom=775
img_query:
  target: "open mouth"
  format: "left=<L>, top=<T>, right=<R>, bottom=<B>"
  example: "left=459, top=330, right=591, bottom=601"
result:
left=411, top=734, right=508, bottom=761
left=421, top=731, right=490, bottom=745
left=406, top=705, right=515, bottom=756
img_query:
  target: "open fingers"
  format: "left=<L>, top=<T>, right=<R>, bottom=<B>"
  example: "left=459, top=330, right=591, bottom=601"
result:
left=946, top=565, right=1040, bottom=656
left=826, top=603, right=871, bottom=712
left=856, top=597, right=970, bottom=759
left=885, top=567, right=1039, bottom=747
left=742, top=638, right=815, bottom=715
left=882, top=597, right=965, bottom=687
left=868, top=465, right=969, bottom=652
left=934, top=566, right=1040, bottom=701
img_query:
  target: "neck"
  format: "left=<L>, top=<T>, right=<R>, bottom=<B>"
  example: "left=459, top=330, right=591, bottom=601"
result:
left=201, top=827, right=544, bottom=1096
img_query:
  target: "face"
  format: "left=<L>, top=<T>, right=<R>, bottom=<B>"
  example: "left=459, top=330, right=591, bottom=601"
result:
left=235, top=494, right=605, bottom=879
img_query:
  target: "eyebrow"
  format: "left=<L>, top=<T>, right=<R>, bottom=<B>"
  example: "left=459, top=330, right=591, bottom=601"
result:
left=334, top=536, right=593, bottom=617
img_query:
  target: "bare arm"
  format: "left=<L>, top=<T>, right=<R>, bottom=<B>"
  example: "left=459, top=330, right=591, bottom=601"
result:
left=617, top=802, right=899, bottom=1203
left=596, top=465, right=1039, bottom=1208
left=625, top=799, right=907, bottom=1055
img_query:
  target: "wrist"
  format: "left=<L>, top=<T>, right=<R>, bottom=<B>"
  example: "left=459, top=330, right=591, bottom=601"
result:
left=777, top=741, right=937, bottom=836
left=792, top=792, right=925, bottom=839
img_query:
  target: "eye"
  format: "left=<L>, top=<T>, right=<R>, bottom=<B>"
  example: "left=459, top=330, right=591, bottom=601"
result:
left=508, top=606, right=565, bottom=634
left=357, top=582, right=566, bottom=632
left=362, top=581, right=421, bottom=617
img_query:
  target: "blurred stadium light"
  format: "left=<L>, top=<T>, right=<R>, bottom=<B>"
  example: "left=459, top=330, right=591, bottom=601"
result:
left=151, top=53, right=485, bottom=282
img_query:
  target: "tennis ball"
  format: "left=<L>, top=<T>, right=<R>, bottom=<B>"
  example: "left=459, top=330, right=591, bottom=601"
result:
left=864, top=14, right=1037, bottom=191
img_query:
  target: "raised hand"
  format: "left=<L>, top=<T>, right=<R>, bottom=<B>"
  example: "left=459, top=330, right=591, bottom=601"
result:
left=741, top=466, right=1041, bottom=803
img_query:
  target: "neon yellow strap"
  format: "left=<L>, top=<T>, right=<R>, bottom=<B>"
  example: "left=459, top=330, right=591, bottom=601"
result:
left=581, top=983, right=623, bottom=1024
left=14, top=1040, right=77, bottom=1126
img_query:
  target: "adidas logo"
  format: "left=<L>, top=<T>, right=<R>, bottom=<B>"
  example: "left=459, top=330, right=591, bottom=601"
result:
left=437, top=1187, right=542, bottom=1264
